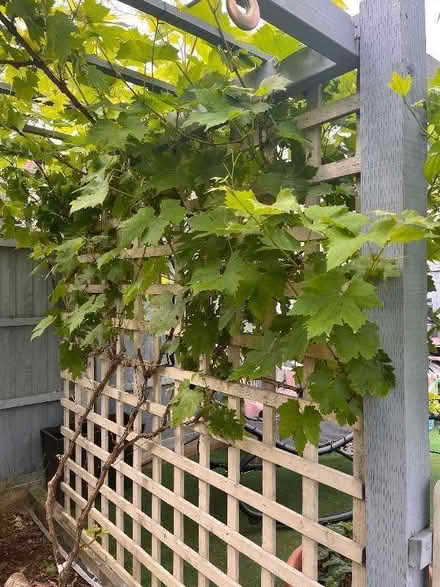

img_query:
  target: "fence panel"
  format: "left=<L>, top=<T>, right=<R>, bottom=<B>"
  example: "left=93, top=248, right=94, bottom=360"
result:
left=59, top=92, right=365, bottom=586
left=0, top=241, right=61, bottom=480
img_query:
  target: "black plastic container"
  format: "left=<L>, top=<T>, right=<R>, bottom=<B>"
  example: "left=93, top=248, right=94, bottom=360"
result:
left=40, top=425, right=64, bottom=505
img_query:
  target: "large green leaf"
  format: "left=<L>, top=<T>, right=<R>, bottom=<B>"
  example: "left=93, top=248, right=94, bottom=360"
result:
left=171, top=381, right=202, bottom=427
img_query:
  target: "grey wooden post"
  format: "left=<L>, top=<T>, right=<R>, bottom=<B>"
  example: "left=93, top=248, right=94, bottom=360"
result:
left=359, top=1, right=429, bottom=586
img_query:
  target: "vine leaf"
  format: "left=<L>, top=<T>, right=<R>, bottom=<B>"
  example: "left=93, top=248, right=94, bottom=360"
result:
left=291, top=272, right=381, bottom=337
left=32, top=314, right=56, bottom=340
left=149, top=292, right=185, bottom=335
left=331, top=322, right=380, bottom=362
left=119, top=207, right=155, bottom=247
left=225, top=187, right=300, bottom=217
left=347, top=351, right=395, bottom=397
left=46, top=12, right=77, bottom=61
left=279, top=400, right=321, bottom=455
left=388, top=72, right=413, bottom=97
left=171, top=381, right=202, bottom=427
left=256, top=74, right=290, bottom=97
left=191, top=252, right=257, bottom=296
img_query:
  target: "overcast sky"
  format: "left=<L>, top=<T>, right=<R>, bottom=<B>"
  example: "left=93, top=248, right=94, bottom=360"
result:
left=346, top=0, right=440, bottom=59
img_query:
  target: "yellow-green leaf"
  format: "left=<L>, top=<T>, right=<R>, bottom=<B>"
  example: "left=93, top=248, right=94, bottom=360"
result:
left=332, top=0, right=348, bottom=9
left=388, top=72, right=413, bottom=97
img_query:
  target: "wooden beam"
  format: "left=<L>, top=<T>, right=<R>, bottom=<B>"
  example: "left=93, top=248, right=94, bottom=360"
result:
left=360, top=0, right=429, bottom=585
left=258, top=0, right=359, bottom=67
left=0, top=391, right=62, bottom=411
left=86, top=55, right=175, bottom=93
left=245, top=46, right=353, bottom=98
left=117, top=0, right=270, bottom=61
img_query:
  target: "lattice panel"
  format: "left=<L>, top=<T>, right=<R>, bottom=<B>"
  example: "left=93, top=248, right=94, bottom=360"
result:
left=59, top=90, right=365, bottom=587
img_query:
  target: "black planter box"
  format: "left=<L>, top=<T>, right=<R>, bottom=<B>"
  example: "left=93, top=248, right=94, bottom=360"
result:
left=40, top=425, right=64, bottom=505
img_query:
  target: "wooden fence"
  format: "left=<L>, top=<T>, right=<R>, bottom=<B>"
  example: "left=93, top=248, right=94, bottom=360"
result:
left=0, top=240, right=61, bottom=481
left=58, top=91, right=366, bottom=586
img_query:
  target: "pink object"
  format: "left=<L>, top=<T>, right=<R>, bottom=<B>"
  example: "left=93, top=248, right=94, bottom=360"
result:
left=243, top=400, right=263, bottom=419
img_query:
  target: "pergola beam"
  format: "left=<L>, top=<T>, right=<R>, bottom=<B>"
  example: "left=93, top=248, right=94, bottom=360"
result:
left=258, top=0, right=359, bottom=67
left=87, top=56, right=175, bottom=93
left=116, top=0, right=270, bottom=61
left=245, top=47, right=353, bottom=98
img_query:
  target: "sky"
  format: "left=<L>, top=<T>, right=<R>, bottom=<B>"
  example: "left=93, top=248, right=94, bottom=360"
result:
left=345, top=0, right=440, bottom=59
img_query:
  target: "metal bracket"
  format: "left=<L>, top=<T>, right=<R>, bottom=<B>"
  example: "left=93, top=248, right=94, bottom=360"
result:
left=408, top=529, right=433, bottom=570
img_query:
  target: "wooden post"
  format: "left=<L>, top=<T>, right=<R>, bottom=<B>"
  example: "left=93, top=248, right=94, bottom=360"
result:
left=360, top=1, right=429, bottom=585
left=433, top=482, right=440, bottom=586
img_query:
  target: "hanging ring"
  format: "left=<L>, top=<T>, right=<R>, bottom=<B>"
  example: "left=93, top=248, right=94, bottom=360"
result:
left=226, top=0, right=260, bottom=31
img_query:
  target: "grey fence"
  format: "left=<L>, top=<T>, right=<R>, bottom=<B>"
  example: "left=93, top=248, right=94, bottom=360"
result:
left=0, top=239, right=61, bottom=481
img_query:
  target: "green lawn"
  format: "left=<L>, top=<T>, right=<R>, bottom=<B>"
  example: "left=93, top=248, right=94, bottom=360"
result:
left=102, top=430, right=440, bottom=586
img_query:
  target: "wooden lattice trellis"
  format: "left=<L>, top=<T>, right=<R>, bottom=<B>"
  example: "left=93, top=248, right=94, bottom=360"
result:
left=58, top=90, right=365, bottom=587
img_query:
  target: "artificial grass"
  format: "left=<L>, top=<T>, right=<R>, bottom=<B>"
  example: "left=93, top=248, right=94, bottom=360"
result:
left=101, top=430, right=440, bottom=586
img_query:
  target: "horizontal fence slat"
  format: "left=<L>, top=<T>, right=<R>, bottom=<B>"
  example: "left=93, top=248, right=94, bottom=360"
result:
left=0, top=391, right=62, bottom=411
left=296, top=94, right=360, bottom=130
left=0, top=239, right=17, bottom=248
left=62, top=426, right=363, bottom=564
left=311, top=155, right=361, bottom=184
left=61, top=427, right=323, bottom=586
left=61, top=381, right=166, bottom=418
left=195, top=423, right=362, bottom=499
left=0, top=316, right=45, bottom=327
left=160, top=366, right=288, bottom=409
left=67, top=458, right=241, bottom=587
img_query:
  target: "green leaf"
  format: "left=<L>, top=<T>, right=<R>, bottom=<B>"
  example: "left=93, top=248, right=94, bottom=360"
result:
left=123, top=257, right=167, bottom=305
left=31, top=314, right=56, bottom=340
left=347, top=351, right=395, bottom=397
left=117, top=40, right=178, bottom=63
left=119, top=207, right=155, bottom=247
left=256, top=75, right=290, bottom=97
left=203, top=402, right=243, bottom=441
left=225, top=187, right=300, bottom=217
left=171, top=381, right=202, bottom=427
left=160, top=199, right=186, bottom=224
left=183, top=108, right=242, bottom=131
left=149, top=292, right=185, bottom=335
left=280, top=319, right=309, bottom=362
left=276, top=120, right=309, bottom=144
left=279, top=400, right=321, bottom=455
left=425, top=153, right=440, bottom=183
left=331, top=322, right=380, bottom=362
left=291, top=272, right=381, bottom=337
left=66, top=296, right=106, bottom=334
left=12, top=70, right=38, bottom=102
left=191, top=252, right=258, bottom=296
left=326, top=233, right=367, bottom=270
left=97, top=248, right=121, bottom=269
left=309, top=365, right=359, bottom=424
left=46, top=12, right=77, bottom=61
left=71, top=164, right=113, bottom=213
left=229, top=332, right=282, bottom=381
left=82, top=0, right=110, bottom=22
left=70, top=176, right=110, bottom=213
left=388, top=72, right=413, bottom=97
